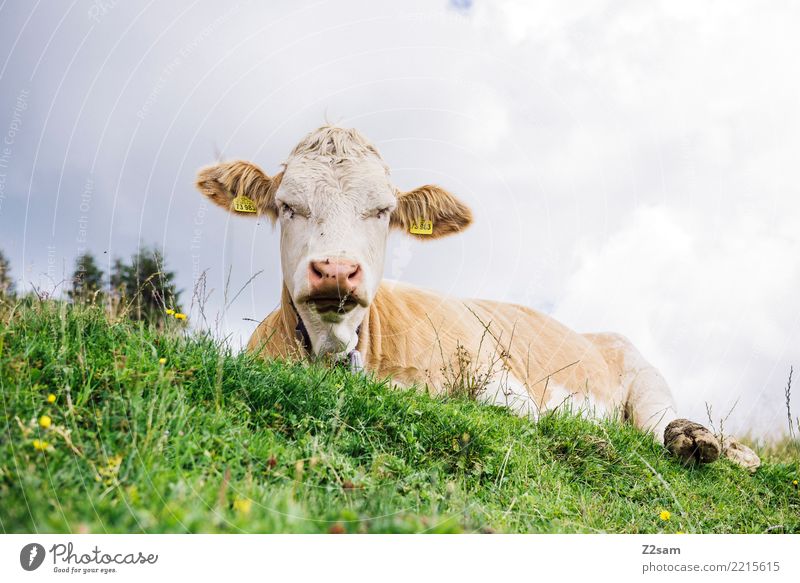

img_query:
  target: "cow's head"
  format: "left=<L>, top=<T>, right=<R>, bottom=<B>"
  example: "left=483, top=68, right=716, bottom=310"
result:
left=196, top=125, right=472, bottom=357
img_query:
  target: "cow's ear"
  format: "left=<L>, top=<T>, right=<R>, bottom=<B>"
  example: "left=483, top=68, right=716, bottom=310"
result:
left=195, top=160, right=281, bottom=222
left=391, top=185, right=472, bottom=239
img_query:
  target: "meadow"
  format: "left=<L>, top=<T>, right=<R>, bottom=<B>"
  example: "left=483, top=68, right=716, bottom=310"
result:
left=1, top=301, right=798, bottom=533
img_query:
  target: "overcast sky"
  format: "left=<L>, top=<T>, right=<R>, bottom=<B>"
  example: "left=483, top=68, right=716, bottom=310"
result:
left=2, top=0, right=798, bottom=439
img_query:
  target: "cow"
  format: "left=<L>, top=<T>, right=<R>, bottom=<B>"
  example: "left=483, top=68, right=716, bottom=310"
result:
left=196, top=124, right=759, bottom=470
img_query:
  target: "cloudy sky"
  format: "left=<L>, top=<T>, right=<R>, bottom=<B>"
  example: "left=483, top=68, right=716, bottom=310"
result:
left=1, top=0, right=798, bottom=438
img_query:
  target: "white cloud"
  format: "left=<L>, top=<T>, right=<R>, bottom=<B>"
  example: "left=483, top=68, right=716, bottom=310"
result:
left=457, top=85, right=511, bottom=153
left=554, top=204, right=800, bottom=437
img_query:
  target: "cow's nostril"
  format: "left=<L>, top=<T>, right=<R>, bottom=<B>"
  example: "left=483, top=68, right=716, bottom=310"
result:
left=310, top=262, right=324, bottom=280
left=348, top=265, right=361, bottom=281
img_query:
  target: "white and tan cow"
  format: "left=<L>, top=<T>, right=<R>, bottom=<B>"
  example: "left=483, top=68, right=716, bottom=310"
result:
left=196, top=124, right=759, bottom=469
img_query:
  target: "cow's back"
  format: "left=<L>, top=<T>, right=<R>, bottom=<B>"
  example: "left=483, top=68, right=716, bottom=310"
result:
left=365, top=281, right=622, bottom=411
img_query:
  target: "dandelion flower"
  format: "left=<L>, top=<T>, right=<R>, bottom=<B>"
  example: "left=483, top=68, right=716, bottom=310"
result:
left=793, top=480, right=798, bottom=487
left=165, top=309, right=175, bottom=315
left=47, top=393, right=56, bottom=403
left=32, top=439, right=49, bottom=451
left=174, top=313, right=187, bottom=320
left=659, top=510, right=671, bottom=521
left=158, top=357, right=167, bottom=365
left=233, top=498, right=252, bottom=515
left=38, top=415, right=52, bottom=429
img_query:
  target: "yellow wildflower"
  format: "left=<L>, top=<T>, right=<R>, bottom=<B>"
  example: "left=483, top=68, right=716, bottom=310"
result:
left=793, top=480, right=798, bottom=487
left=38, top=415, right=52, bottom=429
left=233, top=498, right=252, bottom=515
left=659, top=510, right=671, bottom=521
left=158, top=357, right=167, bottom=365
left=98, top=455, right=123, bottom=486
left=47, top=393, right=56, bottom=403
left=165, top=309, right=175, bottom=315
left=32, top=439, right=49, bottom=451
left=174, top=313, right=187, bottom=320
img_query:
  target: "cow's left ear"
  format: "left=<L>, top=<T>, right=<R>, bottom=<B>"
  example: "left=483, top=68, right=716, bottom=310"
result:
left=195, top=160, right=282, bottom=222
left=391, top=185, right=473, bottom=239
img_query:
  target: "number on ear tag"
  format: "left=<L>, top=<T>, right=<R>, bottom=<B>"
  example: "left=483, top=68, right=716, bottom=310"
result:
left=232, top=195, right=257, bottom=213
left=410, top=219, right=433, bottom=235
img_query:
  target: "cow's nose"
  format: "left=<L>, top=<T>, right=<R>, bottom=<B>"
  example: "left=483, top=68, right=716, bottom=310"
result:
left=307, top=258, right=363, bottom=296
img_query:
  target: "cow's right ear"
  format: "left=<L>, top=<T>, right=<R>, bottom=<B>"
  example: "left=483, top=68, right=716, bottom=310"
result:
left=195, top=160, right=281, bottom=222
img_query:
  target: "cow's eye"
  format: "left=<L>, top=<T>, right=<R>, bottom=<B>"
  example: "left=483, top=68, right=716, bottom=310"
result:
left=280, top=203, right=296, bottom=218
left=374, top=207, right=391, bottom=219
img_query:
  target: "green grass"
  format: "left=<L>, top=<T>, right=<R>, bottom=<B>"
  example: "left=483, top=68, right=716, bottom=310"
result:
left=1, top=301, right=798, bottom=533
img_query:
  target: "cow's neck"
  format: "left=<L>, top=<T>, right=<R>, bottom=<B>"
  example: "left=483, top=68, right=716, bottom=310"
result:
left=281, top=285, right=371, bottom=373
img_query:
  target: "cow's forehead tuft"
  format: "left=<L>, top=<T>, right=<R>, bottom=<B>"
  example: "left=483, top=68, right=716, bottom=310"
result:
left=280, top=155, right=393, bottom=201
left=287, top=124, right=386, bottom=168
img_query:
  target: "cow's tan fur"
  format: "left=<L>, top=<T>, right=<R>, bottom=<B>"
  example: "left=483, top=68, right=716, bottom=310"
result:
left=249, top=281, right=628, bottom=417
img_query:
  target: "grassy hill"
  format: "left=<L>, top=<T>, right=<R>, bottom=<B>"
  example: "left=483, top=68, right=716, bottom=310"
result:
left=1, top=301, right=798, bottom=533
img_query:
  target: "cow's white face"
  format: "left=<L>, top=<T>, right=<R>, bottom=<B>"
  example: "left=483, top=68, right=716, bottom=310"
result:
left=274, top=155, right=395, bottom=355
left=196, top=125, right=472, bottom=358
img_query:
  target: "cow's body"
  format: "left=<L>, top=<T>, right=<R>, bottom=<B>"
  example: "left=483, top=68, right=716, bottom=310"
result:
left=249, top=280, right=676, bottom=441
left=197, top=124, right=759, bottom=469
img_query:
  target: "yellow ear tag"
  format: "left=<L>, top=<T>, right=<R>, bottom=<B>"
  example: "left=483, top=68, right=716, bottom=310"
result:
left=409, top=219, right=433, bottom=235
left=231, top=195, right=258, bottom=213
